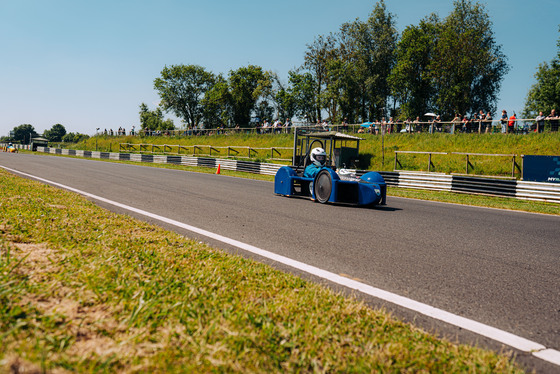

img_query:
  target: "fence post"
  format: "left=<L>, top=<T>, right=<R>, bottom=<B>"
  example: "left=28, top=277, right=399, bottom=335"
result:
left=428, top=153, right=432, bottom=172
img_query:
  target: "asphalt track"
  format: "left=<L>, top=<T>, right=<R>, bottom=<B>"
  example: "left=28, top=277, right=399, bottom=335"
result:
left=1, top=152, right=559, bottom=372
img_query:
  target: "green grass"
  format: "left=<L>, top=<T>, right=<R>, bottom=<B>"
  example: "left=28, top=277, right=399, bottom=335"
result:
left=388, top=187, right=560, bottom=215
left=0, top=169, right=526, bottom=373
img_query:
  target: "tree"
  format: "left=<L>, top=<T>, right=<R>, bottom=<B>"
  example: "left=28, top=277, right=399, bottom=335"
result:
left=431, top=0, right=509, bottom=118
left=524, top=29, right=560, bottom=116
left=303, top=34, right=337, bottom=121
left=44, top=123, right=67, bottom=142
left=364, top=0, right=399, bottom=119
left=202, top=74, right=232, bottom=128
left=389, top=15, right=440, bottom=119
left=139, top=103, right=175, bottom=132
left=323, top=58, right=349, bottom=122
left=287, top=70, right=317, bottom=123
left=339, top=1, right=398, bottom=121
left=62, top=132, right=89, bottom=143
left=227, top=65, right=272, bottom=126
left=11, top=124, right=37, bottom=144
left=274, top=86, right=296, bottom=121
left=154, top=64, right=215, bottom=127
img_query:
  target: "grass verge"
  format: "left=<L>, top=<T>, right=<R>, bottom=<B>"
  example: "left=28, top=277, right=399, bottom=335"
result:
left=0, top=169, right=526, bottom=372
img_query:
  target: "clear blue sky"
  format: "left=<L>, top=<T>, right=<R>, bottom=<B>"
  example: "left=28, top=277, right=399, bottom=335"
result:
left=1, top=0, right=558, bottom=136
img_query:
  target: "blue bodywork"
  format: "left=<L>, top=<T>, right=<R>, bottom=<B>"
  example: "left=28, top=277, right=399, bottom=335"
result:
left=274, top=166, right=386, bottom=206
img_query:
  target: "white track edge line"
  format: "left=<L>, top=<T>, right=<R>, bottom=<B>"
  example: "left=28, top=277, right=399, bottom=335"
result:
left=2, top=165, right=559, bottom=367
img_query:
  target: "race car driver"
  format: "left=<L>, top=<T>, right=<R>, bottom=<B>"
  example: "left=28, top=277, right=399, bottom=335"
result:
left=303, top=147, right=327, bottom=178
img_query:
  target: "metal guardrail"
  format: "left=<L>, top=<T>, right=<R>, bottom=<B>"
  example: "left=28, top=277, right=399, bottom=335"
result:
left=33, top=146, right=560, bottom=204
left=516, top=180, right=560, bottom=202
left=118, top=143, right=292, bottom=162
left=394, top=151, right=521, bottom=177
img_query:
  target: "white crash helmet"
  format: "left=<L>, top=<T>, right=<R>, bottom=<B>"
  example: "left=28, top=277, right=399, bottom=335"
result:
left=310, top=147, right=327, bottom=166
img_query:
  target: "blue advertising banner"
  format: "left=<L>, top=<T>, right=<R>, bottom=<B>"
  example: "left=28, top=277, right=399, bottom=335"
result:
left=523, top=155, right=560, bottom=183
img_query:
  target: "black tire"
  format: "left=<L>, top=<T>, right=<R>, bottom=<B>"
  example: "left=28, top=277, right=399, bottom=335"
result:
left=314, top=170, right=332, bottom=204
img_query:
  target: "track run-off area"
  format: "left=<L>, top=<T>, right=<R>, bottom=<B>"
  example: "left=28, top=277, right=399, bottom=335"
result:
left=1, top=152, right=559, bottom=372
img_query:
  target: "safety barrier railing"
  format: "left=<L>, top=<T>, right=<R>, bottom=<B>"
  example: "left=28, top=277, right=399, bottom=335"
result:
left=119, top=143, right=292, bottom=161
left=394, top=151, right=521, bottom=177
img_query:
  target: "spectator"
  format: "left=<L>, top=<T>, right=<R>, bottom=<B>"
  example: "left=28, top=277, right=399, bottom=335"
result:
left=461, top=116, right=470, bottom=133
left=402, top=118, right=413, bottom=133
left=477, top=110, right=486, bottom=133
left=500, top=110, right=508, bottom=134
left=342, top=118, right=349, bottom=132
left=428, top=117, right=435, bottom=133
left=534, top=111, right=545, bottom=133
left=273, top=119, right=281, bottom=134
left=485, top=112, right=493, bottom=133
left=284, top=118, right=292, bottom=133
left=395, top=118, right=402, bottom=133
left=451, top=113, right=461, bottom=134
left=508, top=113, right=516, bottom=133
left=413, top=116, right=421, bottom=133
left=387, top=117, right=394, bottom=134
left=434, top=115, right=442, bottom=132
left=546, top=109, right=559, bottom=132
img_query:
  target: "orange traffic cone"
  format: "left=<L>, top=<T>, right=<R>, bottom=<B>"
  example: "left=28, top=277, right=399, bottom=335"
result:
left=216, top=164, right=221, bottom=174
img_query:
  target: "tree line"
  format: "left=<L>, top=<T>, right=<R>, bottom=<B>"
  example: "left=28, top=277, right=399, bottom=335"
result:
left=1, top=123, right=89, bottom=144
left=144, top=0, right=521, bottom=131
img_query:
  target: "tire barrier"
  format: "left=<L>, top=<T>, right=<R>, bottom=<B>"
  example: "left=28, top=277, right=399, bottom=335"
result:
left=31, top=146, right=560, bottom=204
left=1, top=144, right=30, bottom=152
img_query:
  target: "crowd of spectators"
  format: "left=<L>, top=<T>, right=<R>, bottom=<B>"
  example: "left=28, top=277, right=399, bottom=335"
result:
left=97, top=110, right=560, bottom=137
left=355, top=109, right=559, bottom=135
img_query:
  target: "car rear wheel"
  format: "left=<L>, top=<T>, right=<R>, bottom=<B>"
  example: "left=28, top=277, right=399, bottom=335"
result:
left=314, top=170, right=332, bottom=203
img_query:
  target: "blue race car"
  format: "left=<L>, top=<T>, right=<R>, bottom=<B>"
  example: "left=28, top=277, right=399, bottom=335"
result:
left=274, top=129, right=386, bottom=206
